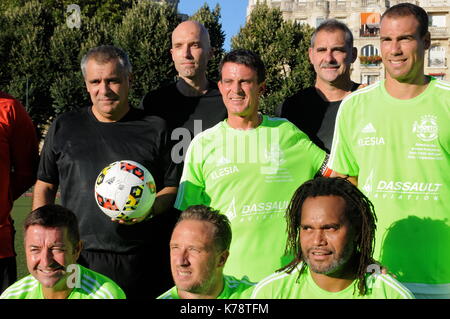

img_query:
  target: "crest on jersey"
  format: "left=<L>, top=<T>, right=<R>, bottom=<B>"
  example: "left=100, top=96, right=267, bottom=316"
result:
left=412, top=115, right=438, bottom=142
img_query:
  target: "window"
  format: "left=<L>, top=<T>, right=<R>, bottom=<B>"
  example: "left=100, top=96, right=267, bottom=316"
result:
left=360, top=12, right=380, bottom=37
left=360, top=45, right=381, bottom=65
left=361, top=74, right=379, bottom=85
left=361, top=45, right=379, bottom=57
left=429, top=14, right=446, bottom=27
left=428, top=45, right=446, bottom=67
left=295, top=19, right=308, bottom=25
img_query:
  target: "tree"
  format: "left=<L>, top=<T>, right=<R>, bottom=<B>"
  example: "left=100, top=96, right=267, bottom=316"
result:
left=0, top=12, right=15, bottom=89
left=191, top=3, right=225, bottom=82
left=49, top=15, right=91, bottom=116
left=231, top=3, right=315, bottom=115
left=0, top=0, right=184, bottom=135
left=114, top=0, right=180, bottom=107
left=2, top=1, right=57, bottom=137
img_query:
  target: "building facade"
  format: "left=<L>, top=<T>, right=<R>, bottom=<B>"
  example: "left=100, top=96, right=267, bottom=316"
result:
left=247, top=0, right=450, bottom=83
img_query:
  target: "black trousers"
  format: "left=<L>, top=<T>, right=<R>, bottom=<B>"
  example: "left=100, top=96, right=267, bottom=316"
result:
left=78, top=209, right=179, bottom=299
left=0, top=256, right=17, bottom=294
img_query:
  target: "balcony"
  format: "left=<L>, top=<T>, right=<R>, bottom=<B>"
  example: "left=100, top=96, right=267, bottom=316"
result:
left=429, top=26, right=449, bottom=38
left=315, top=0, right=329, bottom=10
left=359, top=55, right=382, bottom=66
left=280, top=1, right=293, bottom=12
left=329, top=1, right=349, bottom=13
left=361, top=0, right=383, bottom=7
left=360, top=26, right=380, bottom=37
left=420, top=0, right=450, bottom=7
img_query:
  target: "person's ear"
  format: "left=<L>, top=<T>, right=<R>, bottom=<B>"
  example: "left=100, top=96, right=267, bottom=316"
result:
left=259, top=81, right=266, bottom=95
left=351, top=47, right=357, bottom=63
left=423, top=31, right=431, bottom=50
left=308, top=47, right=314, bottom=64
left=74, top=240, right=84, bottom=261
left=218, top=250, right=229, bottom=268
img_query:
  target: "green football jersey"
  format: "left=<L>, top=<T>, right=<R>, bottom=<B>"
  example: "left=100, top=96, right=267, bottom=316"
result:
left=175, top=115, right=326, bottom=281
left=157, top=275, right=256, bottom=299
left=0, top=264, right=126, bottom=299
left=329, top=78, right=450, bottom=295
left=251, top=263, right=414, bottom=299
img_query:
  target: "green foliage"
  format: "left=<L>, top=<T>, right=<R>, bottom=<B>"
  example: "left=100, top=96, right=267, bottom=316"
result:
left=0, top=0, right=315, bottom=142
left=231, top=3, right=315, bottom=115
left=191, top=3, right=225, bottom=82
left=0, top=13, right=15, bottom=88
left=49, top=21, right=90, bottom=114
left=3, top=1, right=56, bottom=136
left=80, top=0, right=134, bottom=25
left=0, top=0, right=183, bottom=136
left=114, top=1, right=180, bottom=107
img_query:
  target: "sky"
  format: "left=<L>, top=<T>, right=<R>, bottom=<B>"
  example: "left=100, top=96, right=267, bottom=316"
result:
left=177, top=0, right=248, bottom=51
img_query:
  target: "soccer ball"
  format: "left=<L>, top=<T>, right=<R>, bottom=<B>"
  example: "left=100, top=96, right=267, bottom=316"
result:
left=94, top=160, right=157, bottom=222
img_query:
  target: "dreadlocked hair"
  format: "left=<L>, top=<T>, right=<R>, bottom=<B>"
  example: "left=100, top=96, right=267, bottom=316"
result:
left=280, top=176, right=378, bottom=296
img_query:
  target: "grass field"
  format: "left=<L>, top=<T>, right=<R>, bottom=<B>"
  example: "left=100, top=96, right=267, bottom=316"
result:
left=11, top=196, right=32, bottom=279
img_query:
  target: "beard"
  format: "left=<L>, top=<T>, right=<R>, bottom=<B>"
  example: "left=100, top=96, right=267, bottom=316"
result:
left=304, top=243, right=355, bottom=275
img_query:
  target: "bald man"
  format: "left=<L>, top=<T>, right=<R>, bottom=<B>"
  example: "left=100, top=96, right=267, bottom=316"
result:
left=139, top=21, right=227, bottom=296
left=141, top=20, right=227, bottom=150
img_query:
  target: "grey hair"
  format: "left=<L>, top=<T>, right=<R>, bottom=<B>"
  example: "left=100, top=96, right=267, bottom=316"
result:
left=310, top=19, right=354, bottom=49
left=81, top=45, right=132, bottom=78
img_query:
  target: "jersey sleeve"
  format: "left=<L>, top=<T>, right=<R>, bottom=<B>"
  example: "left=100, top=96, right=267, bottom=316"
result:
left=328, top=98, right=359, bottom=176
left=174, top=136, right=209, bottom=210
left=290, top=123, right=327, bottom=174
left=249, top=280, right=275, bottom=299
left=8, top=98, right=39, bottom=200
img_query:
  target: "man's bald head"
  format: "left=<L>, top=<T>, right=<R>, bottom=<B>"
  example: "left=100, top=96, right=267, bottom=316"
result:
left=172, top=20, right=211, bottom=50
left=171, top=20, right=212, bottom=81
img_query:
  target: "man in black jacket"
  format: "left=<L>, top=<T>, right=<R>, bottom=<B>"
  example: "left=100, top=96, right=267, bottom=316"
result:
left=277, top=19, right=361, bottom=153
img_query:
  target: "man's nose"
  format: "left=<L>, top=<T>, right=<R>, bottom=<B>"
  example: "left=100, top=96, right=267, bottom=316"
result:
left=39, top=249, right=54, bottom=267
left=98, top=80, right=112, bottom=95
left=174, top=249, right=190, bottom=266
left=182, top=45, right=193, bottom=59
left=312, top=230, right=327, bottom=246
left=324, top=49, right=336, bottom=63
left=230, top=81, right=243, bottom=94
left=389, top=40, right=403, bottom=55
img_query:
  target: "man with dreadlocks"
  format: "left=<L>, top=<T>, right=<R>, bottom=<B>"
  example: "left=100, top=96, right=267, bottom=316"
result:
left=250, top=177, right=413, bottom=299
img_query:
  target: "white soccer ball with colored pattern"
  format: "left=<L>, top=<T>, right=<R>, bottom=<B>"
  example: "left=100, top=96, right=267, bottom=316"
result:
left=94, top=160, right=156, bottom=221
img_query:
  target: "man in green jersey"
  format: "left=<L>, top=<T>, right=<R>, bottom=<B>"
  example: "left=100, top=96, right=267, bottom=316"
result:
left=251, top=177, right=414, bottom=299
left=0, top=205, right=125, bottom=299
left=328, top=3, right=450, bottom=298
left=174, top=49, right=328, bottom=281
left=158, top=205, right=255, bottom=299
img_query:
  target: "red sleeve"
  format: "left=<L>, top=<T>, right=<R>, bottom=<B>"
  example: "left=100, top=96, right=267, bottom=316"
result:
left=5, top=94, right=39, bottom=200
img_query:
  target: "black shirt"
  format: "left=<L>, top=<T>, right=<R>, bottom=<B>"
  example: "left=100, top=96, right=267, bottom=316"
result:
left=141, top=80, right=227, bottom=135
left=37, top=106, right=176, bottom=253
left=141, top=80, right=227, bottom=181
left=276, top=83, right=360, bottom=153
